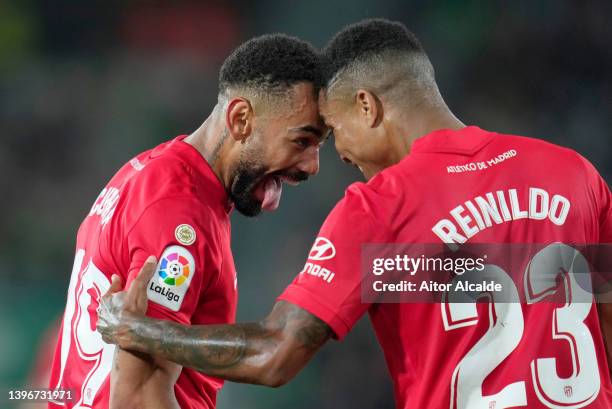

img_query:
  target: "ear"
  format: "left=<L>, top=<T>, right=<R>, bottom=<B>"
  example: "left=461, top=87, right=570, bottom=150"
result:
left=225, top=97, right=254, bottom=142
left=355, top=89, right=383, bottom=128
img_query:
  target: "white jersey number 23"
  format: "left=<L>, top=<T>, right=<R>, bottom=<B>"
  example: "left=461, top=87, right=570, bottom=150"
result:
left=442, top=244, right=600, bottom=409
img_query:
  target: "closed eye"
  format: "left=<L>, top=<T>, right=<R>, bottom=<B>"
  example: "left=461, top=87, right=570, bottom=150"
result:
left=294, top=138, right=310, bottom=149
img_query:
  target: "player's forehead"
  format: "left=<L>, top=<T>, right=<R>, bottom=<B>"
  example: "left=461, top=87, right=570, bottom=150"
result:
left=285, top=82, right=317, bottom=109
left=279, top=82, right=326, bottom=131
left=317, top=89, right=339, bottom=127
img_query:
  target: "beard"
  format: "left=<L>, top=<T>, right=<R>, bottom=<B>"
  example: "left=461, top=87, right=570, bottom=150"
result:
left=230, top=160, right=268, bottom=217
left=229, top=153, right=310, bottom=217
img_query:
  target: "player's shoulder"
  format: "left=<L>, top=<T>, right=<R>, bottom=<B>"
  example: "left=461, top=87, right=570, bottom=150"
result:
left=125, top=138, right=218, bottom=204
left=496, top=131, right=583, bottom=160
left=132, top=149, right=197, bottom=193
left=116, top=138, right=225, bottom=228
left=319, top=181, right=389, bottom=241
left=332, top=170, right=403, bottom=224
left=350, top=155, right=420, bottom=204
left=495, top=131, right=596, bottom=175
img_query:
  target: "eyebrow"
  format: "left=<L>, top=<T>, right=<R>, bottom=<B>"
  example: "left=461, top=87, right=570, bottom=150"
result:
left=290, top=125, right=324, bottom=139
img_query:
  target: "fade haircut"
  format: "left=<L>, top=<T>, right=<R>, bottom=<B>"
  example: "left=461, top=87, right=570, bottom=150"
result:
left=323, top=19, right=439, bottom=106
left=219, top=33, right=323, bottom=110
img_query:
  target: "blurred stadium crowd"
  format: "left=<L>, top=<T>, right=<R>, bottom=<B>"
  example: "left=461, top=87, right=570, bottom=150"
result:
left=0, top=1, right=610, bottom=408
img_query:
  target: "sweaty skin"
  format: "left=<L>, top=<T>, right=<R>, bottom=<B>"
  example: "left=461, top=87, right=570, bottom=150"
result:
left=98, top=261, right=332, bottom=387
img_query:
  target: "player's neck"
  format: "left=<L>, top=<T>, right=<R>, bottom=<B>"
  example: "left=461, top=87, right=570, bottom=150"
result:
left=389, top=106, right=465, bottom=159
left=185, top=105, right=231, bottom=190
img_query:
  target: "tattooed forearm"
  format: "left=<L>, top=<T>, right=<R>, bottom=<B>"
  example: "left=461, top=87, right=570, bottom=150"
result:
left=122, top=318, right=253, bottom=372
left=115, top=301, right=332, bottom=386
left=274, top=301, right=331, bottom=349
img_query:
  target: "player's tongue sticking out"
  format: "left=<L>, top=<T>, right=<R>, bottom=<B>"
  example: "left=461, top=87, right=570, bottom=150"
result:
left=255, top=176, right=282, bottom=211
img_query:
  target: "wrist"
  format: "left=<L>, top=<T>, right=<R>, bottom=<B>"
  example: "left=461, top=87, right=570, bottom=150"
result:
left=115, top=311, right=145, bottom=351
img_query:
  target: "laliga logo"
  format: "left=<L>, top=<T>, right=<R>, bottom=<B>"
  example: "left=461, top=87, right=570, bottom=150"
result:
left=158, top=252, right=191, bottom=286
left=308, top=237, right=336, bottom=261
left=147, top=245, right=195, bottom=311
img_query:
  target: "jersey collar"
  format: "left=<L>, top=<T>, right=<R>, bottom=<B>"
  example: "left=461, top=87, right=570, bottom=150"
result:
left=411, top=126, right=495, bottom=156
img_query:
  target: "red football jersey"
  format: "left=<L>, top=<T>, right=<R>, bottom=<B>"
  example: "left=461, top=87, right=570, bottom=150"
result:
left=49, top=136, right=237, bottom=409
left=279, top=126, right=612, bottom=409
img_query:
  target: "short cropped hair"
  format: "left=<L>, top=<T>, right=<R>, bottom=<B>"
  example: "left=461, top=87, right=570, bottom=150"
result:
left=219, top=33, right=323, bottom=100
left=323, top=19, right=437, bottom=105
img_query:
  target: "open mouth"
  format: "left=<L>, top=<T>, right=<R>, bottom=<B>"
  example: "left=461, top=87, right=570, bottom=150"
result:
left=252, top=174, right=302, bottom=211
left=278, top=175, right=300, bottom=186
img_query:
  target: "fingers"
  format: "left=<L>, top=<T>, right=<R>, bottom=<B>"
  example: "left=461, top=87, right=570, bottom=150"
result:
left=99, top=275, right=123, bottom=320
left=104, top=274, right=123, bottom=298
left=96, top=308, right=117, bottom=345
left=110, top=274, right=122, bottom=292
left=126, top=255, right=157, bottom=303
left=96, top=257, right=156, bottom=345
left=96, top=313, right=108, bottom=333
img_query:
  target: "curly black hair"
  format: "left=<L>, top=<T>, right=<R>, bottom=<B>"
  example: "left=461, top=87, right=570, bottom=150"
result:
left=323, top=18, right=425, bottom=84
left=219, top=33, right=323, bottom=95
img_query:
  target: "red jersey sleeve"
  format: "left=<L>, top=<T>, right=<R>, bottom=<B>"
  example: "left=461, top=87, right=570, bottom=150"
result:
left=125, top=196, right=212, bottom=325
left=278, top=185, right=384, bottom=341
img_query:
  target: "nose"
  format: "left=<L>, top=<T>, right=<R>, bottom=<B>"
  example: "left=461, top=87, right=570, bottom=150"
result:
left=297, top=146, right=320, bottom=176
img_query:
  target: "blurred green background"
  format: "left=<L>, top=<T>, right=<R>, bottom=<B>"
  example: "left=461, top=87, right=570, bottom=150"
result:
left=0, top=1, right=610, bottom=408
